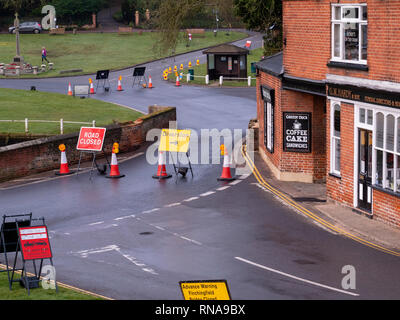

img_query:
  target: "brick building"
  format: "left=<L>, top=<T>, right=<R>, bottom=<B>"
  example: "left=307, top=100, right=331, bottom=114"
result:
left=256, top=0, right=400, bottom=227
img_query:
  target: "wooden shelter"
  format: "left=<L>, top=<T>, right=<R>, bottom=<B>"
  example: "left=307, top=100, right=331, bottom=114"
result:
left=202, top=44, right=249, bottom=80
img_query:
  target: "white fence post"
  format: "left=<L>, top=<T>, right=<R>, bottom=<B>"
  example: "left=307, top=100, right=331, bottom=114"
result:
left=92, top=120, right=96, bottom=127
left=219, top=76, right=223, bottom=86
left=187, top=73, right=190, bottom=83
left=248, top=76, right=252, bottom=87
left=60, top=118, right=64, bottom=134
left=25, top=118, right=28, bottom=133
left=205, top=74, right=209, bottom=85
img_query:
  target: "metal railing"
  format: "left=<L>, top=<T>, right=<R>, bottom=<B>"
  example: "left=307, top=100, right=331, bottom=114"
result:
left=0, top=119, right=96, bottom=134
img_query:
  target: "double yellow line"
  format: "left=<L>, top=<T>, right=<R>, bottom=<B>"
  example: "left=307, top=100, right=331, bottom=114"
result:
left=241, top=145, right=400, bottom=257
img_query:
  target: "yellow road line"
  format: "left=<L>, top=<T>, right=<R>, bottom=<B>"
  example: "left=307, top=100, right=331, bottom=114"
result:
left=0, top=264, right=113, bottom=300
left=241, top=146, right=400, bottom=257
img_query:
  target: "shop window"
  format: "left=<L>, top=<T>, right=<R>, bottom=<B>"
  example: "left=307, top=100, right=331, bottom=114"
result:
left=331, top=103, right=341, bottom=175
left=374, top=113, right=400, bottom=193
left=331, top=4, right=367, bottom=64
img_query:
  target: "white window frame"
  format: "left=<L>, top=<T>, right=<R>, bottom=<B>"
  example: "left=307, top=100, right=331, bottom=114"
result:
left=330, top=100, right=341, bottom=176
left=331, top=3, right=368, bottom=65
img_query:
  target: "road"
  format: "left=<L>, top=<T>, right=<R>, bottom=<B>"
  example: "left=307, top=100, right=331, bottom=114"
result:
left=1, top=32, right=400, bottom=300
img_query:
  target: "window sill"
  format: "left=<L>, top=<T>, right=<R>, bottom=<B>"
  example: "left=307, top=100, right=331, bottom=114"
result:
left=327, top=61, right=369, bottom=71
left=329, top=172, right=341, bottom=179
left=371, top=184, right=400, bottom=199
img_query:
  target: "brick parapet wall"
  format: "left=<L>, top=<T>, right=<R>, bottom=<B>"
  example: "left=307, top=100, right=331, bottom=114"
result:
left=0, top=106, right=176, bottom=182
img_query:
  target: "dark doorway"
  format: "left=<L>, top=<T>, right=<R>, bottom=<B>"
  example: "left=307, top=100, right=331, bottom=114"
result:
left=358, top=129, right=372, bottom=212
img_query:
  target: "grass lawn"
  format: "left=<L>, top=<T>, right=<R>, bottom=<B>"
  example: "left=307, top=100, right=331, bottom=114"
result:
left=168, top=47, right=264, bottom=87
left=0, top=88, right=143, bottom=135
left=0, top=31, right=247, bottom=78
left=0, top=269, right=103, bottom=300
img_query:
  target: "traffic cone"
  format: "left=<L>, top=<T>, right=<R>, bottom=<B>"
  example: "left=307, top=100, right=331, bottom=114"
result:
left=217, top=145, right=236, bottom=181
left=117, top=76, right=123, bottom=91
left=175, top=76, right=181, bottom=87
left=152, top=151, right=172, bottom=179
left=89, top=78, right=95, bottom=94
left=55, top=144, right=74, bottom=176
left=67, top=83, right=73, bottom=96
left=106, top=143, right=125, bottom=179
left=148, top=76, right=153, bottom=88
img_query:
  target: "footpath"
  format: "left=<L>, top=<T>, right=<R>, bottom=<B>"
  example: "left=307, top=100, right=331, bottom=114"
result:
left=252, top=151, right=400, bottom=253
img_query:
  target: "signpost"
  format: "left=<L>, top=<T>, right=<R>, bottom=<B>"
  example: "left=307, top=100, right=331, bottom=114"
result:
left=179, top=280, right=231, bottom=300
left=13, top=218, right=58, bottom=295
left=132, top=67, right=147, bottom=87
left=95, top=70, right=111, bottom=92
left=159, top=129, right=193, bottom=181
left=0, top=214, right=32, bottom=290
left=76, top=127, right=108, bottom=179
left=283, top=112, right=312, bottom=153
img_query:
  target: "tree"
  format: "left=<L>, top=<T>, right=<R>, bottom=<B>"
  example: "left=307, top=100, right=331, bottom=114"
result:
left=153, top=0, right=204, bottom=55
left=234, top=0, right=281, bottom=32
left=49, top=0, right=106, bottom=25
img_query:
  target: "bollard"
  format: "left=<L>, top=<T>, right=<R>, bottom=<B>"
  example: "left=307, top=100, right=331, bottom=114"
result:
left=219, top=76, right=223, bottom=86
left=205, top=74, right=209, bottom=85
left=248, top=76, right=251, bottom=87
left=33, top=66, right=38, bottom=75
left=41, top=64, right=46, bottom=72
left=15, top=66, right=20, bottom=76
left=49, top=62, right=54, bottom=70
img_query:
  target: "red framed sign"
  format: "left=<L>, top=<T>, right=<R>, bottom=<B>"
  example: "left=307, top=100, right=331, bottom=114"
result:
left=77, top=127, right=106, bottom=152
left=18, top=226, right=52, bottom=261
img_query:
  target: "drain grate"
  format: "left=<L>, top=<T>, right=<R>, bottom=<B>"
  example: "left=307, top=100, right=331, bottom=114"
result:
left=292, top=197, right=326, bottom=203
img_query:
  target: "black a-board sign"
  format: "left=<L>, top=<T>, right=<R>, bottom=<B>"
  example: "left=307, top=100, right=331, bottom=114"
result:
left=283, top=112, right=312, bottom=153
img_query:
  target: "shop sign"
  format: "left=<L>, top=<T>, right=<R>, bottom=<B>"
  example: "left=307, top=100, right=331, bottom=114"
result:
left=283, top=112, right=311, bottom=153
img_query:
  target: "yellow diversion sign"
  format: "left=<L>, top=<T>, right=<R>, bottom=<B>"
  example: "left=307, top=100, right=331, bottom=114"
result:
left=179, top=280, right=231, bottom=300
left=159, top=129, right=191, bottom=153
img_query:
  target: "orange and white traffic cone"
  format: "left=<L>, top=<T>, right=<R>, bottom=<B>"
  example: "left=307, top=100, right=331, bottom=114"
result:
left=117, top=76, right=123, bottom=91
left=67, top=83, right=73, bottom=96
left=106, top=143, right=125, bottom=179
left=55, top=144, right=74, bottom=176
left=175, top=76, right=181, bottom=87
left=148, top=76, right=153, bottom=88
left=217, top=145, right=236, bottom=181
left=89, top=78, right=95, bottom=94
left=152, top=151, right=172, bottom=179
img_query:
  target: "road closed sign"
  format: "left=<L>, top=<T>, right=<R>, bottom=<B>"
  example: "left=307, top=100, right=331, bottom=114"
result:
left=77, top=127, right=106, bottom=152
left=18, top=226, right=52, bottom=261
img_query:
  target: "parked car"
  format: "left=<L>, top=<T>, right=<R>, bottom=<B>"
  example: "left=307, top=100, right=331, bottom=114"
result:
left=9, top=22, right=42, bottom=34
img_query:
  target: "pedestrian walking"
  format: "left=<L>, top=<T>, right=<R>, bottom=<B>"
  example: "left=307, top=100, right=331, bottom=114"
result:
left=42, top=47, right=49, bottom=63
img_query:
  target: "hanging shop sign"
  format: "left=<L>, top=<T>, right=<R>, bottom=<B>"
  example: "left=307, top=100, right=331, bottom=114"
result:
left=283, top=112, right=312, bottom=153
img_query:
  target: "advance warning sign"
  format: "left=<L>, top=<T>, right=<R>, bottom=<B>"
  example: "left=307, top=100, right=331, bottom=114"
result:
left=159, top=129, right=191, bottom=153
left=18, top=226, right=52, bottom=261
left=179, top=280, right=231, bottom=300
left=77, top=127, right=106, bottom=152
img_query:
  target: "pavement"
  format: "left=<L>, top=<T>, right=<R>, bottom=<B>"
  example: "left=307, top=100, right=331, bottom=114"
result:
left=252, top=150, right=400, bottom=253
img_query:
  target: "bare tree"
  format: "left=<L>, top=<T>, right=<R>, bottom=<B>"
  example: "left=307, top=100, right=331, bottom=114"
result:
left=153, top=0, right=204, bottom=56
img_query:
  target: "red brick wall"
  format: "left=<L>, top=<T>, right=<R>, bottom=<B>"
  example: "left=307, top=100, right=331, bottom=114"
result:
left=0, top=107, right=176, bottom=182
left=283, top=0, right=400, bottom=83
left=257, top=72, right=326, bottom=182
left=326, top=101, right=355, bottom=206
left=373, top=189, right=400, bottom=228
